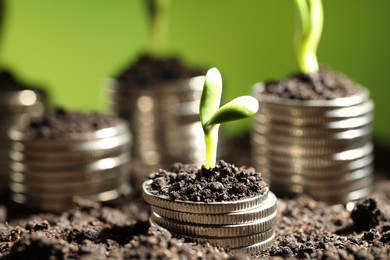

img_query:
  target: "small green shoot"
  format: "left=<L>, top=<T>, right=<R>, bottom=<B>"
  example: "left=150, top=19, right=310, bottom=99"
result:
left=144, top=0, right=170, bottom=57
left=295, top=0, right=323, bottom=74
left=200, top=68, right=259, bottom=169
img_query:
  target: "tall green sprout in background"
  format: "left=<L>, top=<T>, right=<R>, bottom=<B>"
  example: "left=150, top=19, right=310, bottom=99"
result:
left=295, top=0, right=323, bottom=74
left=0, top=0, right=5, bottom=66
left=200, top=68, right=259, bottom=168
left=145, top=0, right=170, bottom=57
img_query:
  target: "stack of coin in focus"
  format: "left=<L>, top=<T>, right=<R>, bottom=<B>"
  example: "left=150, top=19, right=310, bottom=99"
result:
left=251, top=83, right=374, bottom=204
left=0, top=73, right=45, bottom=193
left=143, top=180, right=277, bottom=254
left=8, top=111, right=132, bottom=212
left=107, top=76, right=206, bottom=175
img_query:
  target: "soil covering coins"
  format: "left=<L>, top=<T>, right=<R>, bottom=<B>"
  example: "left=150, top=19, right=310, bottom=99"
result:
left=263, top=67, right=359, bottom=100
left=149, top=160, right=268, bottom=202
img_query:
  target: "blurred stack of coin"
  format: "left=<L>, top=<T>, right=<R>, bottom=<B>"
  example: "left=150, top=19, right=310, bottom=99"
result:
left=107, top=76, right=206, bottom=175
left=0, top=71, right=45, bottom=193
left=143, top=180, right=277, bottom=254
left=251, top=83, right=374, bottom=204
left=8, top=110, right=131, bottom=212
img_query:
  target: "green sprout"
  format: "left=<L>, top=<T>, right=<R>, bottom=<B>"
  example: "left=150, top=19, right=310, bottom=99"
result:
left=145, top=0, right=171, bottom=57
left=200, top=68, right=259, bottom=169
left=295, top=0, right=323, bottom=74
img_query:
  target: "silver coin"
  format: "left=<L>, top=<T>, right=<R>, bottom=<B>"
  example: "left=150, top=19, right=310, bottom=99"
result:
left=251, top=127, right=371, bottom=147
left=9, top=130, right=131, bottom=153
left=305, top=174, right=374, bottom=196
left=252, top=117, right=372, bottom=138
left=10, top=142, right=130, bottom=164
left=229, top=232, right=275, bottom=255
left=311, top=185, right=373, bottom=204
left=151, top=192, right=277, bottom=225
left=109, top=76, right=206, bottom=171
left=9, top=174, right=128, bottom=195
left=10, top=142, right=129, bottom=163
left=143, top=180, right=270, bottom=214
left=150, top=210, right=277, bottom=237
left=0, top=89, right=43, bottom=105
left=256, top=99, right=372, bottom=121
left=9, top=161, right=129, bottom=184
left=253, top=153, right=373, bottom=173
left=267, top=174, right=373, bottom=199
left=154, top=223, right=275, bottom=249
left=11, top=183, right=131, bottom=212
left=0, top=102, right=44, bottom=117
left=326, top=99, right=374, bottom=118
left=10, top=152, right=130, bottom=172
left=252, top=143, right=373, bottom=167
left=9, top=121, right=129, bottom=144
left=254, top=102, right=373, bottom=127
left=259, top=162, right=373, bottom=180
left=251, top=136, right=370, bottom=157
left=263, top=167, right=373, bottom=190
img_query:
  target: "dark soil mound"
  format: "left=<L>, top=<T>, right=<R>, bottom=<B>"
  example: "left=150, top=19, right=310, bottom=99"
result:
left=0, top=70, right=31, bottom=91
left=116, top=54, right=205, bottom=87
left=26, top=108, right=121, bottom=139
left=257, top=195, right=390, bottom=259
left=149, top=160, right=268, bottom=202
left=351, top=198, right=385, bottom=231
left=263, top=67, right=359, bottom=100
left=0, top=198, right=230, bottom=259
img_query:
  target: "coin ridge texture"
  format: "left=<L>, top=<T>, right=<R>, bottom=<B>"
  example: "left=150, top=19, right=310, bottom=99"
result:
left=150, top=210, right=277, bottom=237
left=143, top=180, right=270, bottom=214
left=150, top=191, right=277, bottom=225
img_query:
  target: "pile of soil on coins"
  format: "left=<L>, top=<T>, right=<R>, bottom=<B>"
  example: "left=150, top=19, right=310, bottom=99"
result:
left=148, top=160, right=268, bottom=202
left=0, top=70, right=30, bottom=91
left=116, top=54, right=205, bottom=87
left=25, top=108, right=122, bottom=139
left=263, top=67, right=360, bottom=100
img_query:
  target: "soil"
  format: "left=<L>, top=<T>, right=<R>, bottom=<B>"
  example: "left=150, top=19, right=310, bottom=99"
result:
left=0, top=198, right=230, bottom=259
left=149, top=160, right=268, bottom=202
left=116, top=54, right=205, bottom=87
left=25, top=108, right=121, bottom=139
left=263, top=67, right=359, bottom=100
left=0, top=70, right=31, bottom=91
left=0, top=137, right=389, bottom=259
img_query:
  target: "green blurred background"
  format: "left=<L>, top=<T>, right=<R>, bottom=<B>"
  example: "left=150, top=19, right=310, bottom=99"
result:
left=2, top=1, right=390, bottom=145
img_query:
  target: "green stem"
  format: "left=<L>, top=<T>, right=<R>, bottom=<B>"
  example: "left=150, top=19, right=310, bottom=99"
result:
left=0, top=0, right=5, bottom=66
left=295, top=0, right=323, bottom=74
left=147, top=0, right=170, bottom=57
left=204, top=124, right=220, bottom=169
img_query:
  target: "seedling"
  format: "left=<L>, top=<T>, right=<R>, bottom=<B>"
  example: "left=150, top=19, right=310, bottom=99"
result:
left=294, top=0, right=323, bottom=74
left=200, top=68, right=259, bottom=168
left=144, top=0, right=171, bottom=57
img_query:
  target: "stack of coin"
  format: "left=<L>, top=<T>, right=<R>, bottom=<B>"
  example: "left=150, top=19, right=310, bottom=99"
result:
left=143, top=180, right=277, bottom=254
left=0, top=89, right=44, bottom=192
left=107, top=76, right=206, bottom=174
left=8, top=114, right=132, bottom=212
left=251, top=83, right=374, bottom=204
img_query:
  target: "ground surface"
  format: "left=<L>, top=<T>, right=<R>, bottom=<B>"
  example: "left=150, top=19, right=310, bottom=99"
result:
left=0, top=136, right=389, bottom=259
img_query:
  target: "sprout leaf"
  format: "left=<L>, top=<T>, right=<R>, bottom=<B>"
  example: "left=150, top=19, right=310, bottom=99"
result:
left=199, top=67, right=222, bottom=132
left=200, top=68, right=259, bottom=168
left=206, top=96, right=259, bottom=126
